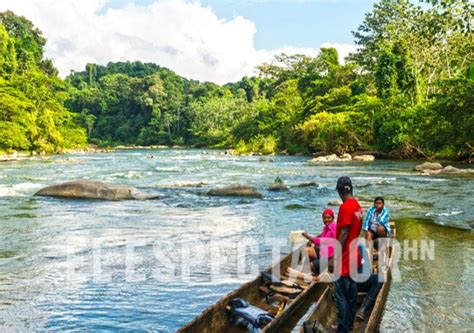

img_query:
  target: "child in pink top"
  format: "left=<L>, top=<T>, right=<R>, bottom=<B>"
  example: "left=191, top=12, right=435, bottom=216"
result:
left=302, top=208, right=337, bottom=274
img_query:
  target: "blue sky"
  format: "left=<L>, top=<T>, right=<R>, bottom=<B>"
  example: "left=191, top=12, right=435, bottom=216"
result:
left=199, top=0, right=376, bottom=49
left=103, top=0, right=376, bottom=49
left=0, top=0, right=378, bottom=83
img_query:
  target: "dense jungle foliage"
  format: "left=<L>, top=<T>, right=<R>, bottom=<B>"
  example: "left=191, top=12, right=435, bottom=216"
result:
left=1, top=0, right=472, bottom=159
left=0, top=11, right=87, bottom=153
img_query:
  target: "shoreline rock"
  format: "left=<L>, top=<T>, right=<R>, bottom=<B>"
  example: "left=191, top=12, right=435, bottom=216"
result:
left=308, top=153, right=352, bottom=163
left=60, top=146, right=112, bottom=154
left=415, top=162, right=474, bottom=176
left=353, top=154, right=375, bottom=162
left=421, top=165, right=474, bottom=176
left=441, top=165, right=474, bottom=174
left=0, top=146, right=112, bottom=162
left=308, top=153, right=376, bottom=163
left=308, top=153, right=351, bottom=163
left=415, top=162, right=443, bottom=172
left=308, top=153, right=375, bottom=164
left=0, top=151, right=31, bottom=162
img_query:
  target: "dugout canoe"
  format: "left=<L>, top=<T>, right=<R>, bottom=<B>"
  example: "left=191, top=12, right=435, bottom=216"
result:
left=300, top=222, right=396, bottom=333
left=177, top=246, right=327, bottom=333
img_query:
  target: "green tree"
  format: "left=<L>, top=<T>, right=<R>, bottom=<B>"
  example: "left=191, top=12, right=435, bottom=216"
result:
left=375, top=47, right=398, bottom=98
left=0, top=13, right=86, bottom=152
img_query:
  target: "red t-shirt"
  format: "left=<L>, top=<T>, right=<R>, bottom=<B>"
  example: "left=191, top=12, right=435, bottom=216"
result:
left=336, top=197, right=363, bottom=277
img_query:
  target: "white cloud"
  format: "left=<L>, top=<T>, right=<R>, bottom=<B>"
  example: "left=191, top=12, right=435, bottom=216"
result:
left=0, top=0, right=356, bottom=84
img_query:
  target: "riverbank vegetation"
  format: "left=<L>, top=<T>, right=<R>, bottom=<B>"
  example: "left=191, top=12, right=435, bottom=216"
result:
left=0, top=11, right=87, bottom=154
left=0, top=0, right=472, bottom=159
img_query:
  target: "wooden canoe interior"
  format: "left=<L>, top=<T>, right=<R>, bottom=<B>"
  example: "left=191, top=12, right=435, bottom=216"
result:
left=179, top=222, right=396, bottom=333
left=301, top=222, right=396, bottom=333
left=177, top=247, right=323, bottom=333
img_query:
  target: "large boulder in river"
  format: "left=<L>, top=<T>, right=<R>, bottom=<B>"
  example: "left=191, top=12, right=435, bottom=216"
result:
left=268, top=183, right=289, bottom=191
left=207, top=184, right=262, bottom=199
left=35, top=180, right=158, bottom=201
left=415, top=162, right=443, bottom=171
left=353, top=154, right=375, bottom=162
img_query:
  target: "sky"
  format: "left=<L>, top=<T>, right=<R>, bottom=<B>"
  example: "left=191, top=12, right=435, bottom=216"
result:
left=0, top=0, right=376, bottom=84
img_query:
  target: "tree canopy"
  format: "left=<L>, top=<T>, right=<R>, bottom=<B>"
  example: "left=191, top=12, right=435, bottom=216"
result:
left=0, top=11, right=86, bottom=153
left=1, top=1, right=472, bottom=159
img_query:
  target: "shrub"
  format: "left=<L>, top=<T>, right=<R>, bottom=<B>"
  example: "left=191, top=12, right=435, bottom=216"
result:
left=298, top=111, right=370, bottom=153
left=234, top=135, right=278, bottom=155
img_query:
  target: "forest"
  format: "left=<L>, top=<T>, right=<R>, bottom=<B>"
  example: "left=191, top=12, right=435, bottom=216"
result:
left=0, top=0, right=473, bottom=159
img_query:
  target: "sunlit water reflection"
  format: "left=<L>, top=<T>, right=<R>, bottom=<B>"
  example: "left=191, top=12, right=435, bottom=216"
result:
left=0, top=149, right=472, bottom=331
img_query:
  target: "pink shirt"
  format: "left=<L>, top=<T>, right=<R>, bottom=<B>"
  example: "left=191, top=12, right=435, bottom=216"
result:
left=312, top=221, right=337, bottom=258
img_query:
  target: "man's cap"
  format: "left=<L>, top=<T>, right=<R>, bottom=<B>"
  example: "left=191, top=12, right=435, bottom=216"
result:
left=336, top=176, right=353, bottom=193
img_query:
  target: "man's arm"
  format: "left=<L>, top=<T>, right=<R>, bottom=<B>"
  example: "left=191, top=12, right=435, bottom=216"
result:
left=334, top=226, right=349, bottom=262
left=338, top=226, right=349, bottom=250
left=379, top=208, right=391, bottom=235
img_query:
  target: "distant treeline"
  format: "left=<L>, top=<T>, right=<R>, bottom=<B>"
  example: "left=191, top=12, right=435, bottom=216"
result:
left=1, top=0, right=473, bottom=159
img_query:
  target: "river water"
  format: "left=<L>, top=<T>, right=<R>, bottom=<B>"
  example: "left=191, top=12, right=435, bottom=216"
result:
left=0, top=149, right=472, bottom=332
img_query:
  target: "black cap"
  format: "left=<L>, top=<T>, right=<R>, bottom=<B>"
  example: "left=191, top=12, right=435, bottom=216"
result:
left=374, top=196, right=384, bottom=204
left=336, top=176, right=353, bottom=194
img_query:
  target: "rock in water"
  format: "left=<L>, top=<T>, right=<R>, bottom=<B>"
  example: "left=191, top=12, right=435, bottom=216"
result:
left=207, top=184, right=262, bottom=199
left=415, top=162, right=443, bottom=171
left=268, top=183, right=289, bottom=191
left=285, top=204, right=307, bottom=210
left=340, top=153, right=352, bottom=161
left=440, top=165, right=460, bottom=174
left=325, top=154, right=341, bottom=162
left=296, top=181, right=317, bottom=187
left=268, top=177, right=289, bottom=191
left=418, top=164, right=474, bottom=176
left=440, top=165, right=474, bottom=174
left=308, top=153, right=352, bottom=163
left=35, top=180, right=158, bottom=201
left=353, top=154, right=375, bottom=162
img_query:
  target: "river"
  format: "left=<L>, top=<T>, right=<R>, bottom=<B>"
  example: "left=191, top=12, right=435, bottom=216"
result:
left=0, top=149, right=472, bottom=332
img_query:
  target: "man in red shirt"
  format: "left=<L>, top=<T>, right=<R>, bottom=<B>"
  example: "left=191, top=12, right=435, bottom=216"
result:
left=334, top=176, right=363, bottom=332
